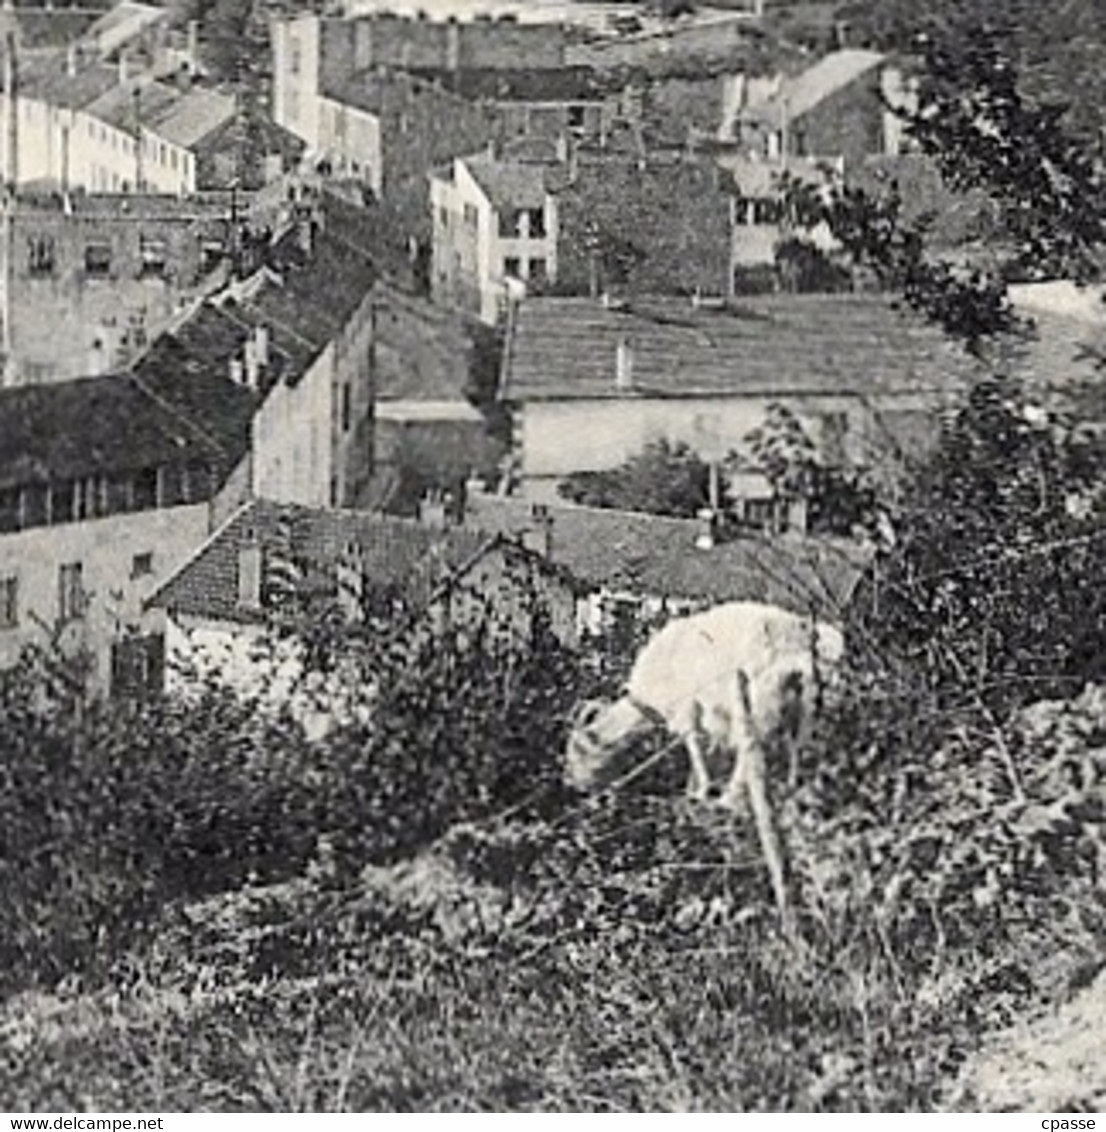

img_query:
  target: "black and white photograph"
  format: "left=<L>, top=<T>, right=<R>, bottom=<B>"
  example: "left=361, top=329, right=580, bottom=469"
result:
left=0, top=0, right=1104, bottom=1113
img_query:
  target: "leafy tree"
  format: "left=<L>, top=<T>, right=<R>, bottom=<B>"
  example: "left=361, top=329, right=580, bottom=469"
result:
left=784, top=17, right=1106, bottom=721
left=558, top=439, right=721, bottom=518
left=743, top=403, right=881, bottom=537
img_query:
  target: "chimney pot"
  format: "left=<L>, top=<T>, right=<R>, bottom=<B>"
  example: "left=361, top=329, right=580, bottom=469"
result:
left=521, top=506, right=553, bottom=559
left=255, top=323, right=269, bottom=368
left=695, top=508, right=716, bottom=550
left=615, top=336, right=633, bottom=390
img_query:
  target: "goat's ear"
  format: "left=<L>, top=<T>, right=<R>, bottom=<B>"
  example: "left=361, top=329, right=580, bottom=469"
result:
left=573, top=699, right=606, bottom=730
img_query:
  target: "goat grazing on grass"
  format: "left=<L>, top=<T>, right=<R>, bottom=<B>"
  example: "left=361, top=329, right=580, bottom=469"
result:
left=565, top=600, right=845, bottom=921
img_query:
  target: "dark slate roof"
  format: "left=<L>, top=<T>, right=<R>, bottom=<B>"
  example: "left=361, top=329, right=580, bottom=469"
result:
left=405, top=65, right=610, bottom=104
left=503, top=294, right=977, bottom=401
left=145, top=498, right=500, bottom=624
left=130, top=304, right=260, bottom=457
left=465, top=493, right=870, bottom=618
left=0, top=372, right=229, bottom=491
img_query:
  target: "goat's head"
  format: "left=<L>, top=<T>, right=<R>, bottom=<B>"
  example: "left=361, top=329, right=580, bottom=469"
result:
left=563, top=695, right=655, bottom=791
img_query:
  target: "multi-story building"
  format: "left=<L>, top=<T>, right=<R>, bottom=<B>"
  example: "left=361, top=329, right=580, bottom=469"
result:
left=272, top=9, right=568, bottom=149
left=430, top=150, right=557, bottom=322
left=735, top=48, right=914, bottom=165
left=0, top=368, right=252, bottom=691
left=0, top=47, right=239, bottom=194
left=430, top=145, right=738, bottom=322
left=0, top=191, right=246, bottom=385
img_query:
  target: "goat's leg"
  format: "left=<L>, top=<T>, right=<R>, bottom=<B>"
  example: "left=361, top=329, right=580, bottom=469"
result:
left=684, top=728, right=712, bottom=802
left=782, top=728, right=800, bottom=793
left=719, top=672, right=792, bottom=927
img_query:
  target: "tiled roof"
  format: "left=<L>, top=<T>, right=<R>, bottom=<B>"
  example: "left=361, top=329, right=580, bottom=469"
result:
left=0, top=372, right=229, bottom=491
left=11, top=12, right=99, bottom=48
left=146, top=498, right=498, bottom=624
left=503, top=294, right=977, bottom=401
left=462, top=152, right=549, bottom=210
left=84, top=81, right=235, bottom=147
left=84, top=0, right=165, bottom=48
left=147, top=86, right=236, bottom=148
left=85, top=78, right=179, bottom=132
left=464, top=493, right=870, bottom=617
left=405, top=65, right=610, bottom=104
left=14, top=56, right=120, bottom=108
left=743, top=48, right=885, bottom=128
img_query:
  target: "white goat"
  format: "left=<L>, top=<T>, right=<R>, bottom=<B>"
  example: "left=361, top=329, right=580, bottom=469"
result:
left=565, top=600, right=845, bottom=919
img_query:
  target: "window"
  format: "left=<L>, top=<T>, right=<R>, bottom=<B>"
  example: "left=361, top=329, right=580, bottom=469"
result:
left=529, top=257, right=547, bottom=285
left=504, top=256, right=521, bottom=278
left=289, top=38, right=302, bottom=75
left=23, top=484, right=48, bottom=527
left=438, top=205, right=449, bottom=228
left=527, top=207, right=546, bottom=238
left=138, top=235, right=167, bottom=278
left=820, top=411, right=849, bottom=467
left=751, top=198, right=783, bottom=225
left=170, top=149, right=178, bottom=171
left=58, top=562, right=86, bottom=622
left=159, top=143, right=166, bottom=165
left=110, top=633, right=165, bottom=698
left=463, top=202, right=479, bottom=229
left=0, top=576, right=17, bottom=629
left=567, top=104, right=586, bottom=130
left=0, top=488, right=19, bottom=532
left=743, top=498, right=777, bottom=530
left=131, top=552, right=154, bottom=578
left=84, top=242, right=112, bottom=277
left=200, top=238, right=225, bottom=274
left=27, top=235, right=55, bottom=276
left=498, top=209, right=523, bottom=238
left=341, top=382, right=352, bottom=432
left=132, top=467, right=158, bottom=511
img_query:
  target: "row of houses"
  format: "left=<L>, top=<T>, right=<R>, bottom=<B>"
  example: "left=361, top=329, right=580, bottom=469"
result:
left=1, top=194, right=1101, bottom=710
left=271, top=7, right=918, bottom=258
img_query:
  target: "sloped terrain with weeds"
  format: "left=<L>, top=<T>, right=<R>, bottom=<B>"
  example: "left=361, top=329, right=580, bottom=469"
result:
left=1, top=618, right=1103, bottom=1110
left=4, top=377, right=1106, bottom=1109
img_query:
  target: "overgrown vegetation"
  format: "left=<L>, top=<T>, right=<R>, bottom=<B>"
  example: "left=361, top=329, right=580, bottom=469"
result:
left=3, top=12, right=1106, bottom=1113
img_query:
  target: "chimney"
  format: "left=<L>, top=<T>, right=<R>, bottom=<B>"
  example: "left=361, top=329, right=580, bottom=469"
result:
left=243, top=336, right=259, bottom=388
left=4, top=30, right=18, bottom=190
left=187, top=19, right=199, bottom=70
left=695, top=508, right=716, bottom=550
left=614, top=336, right=633, bottom=390
left=521, top=504, right=552, bottom=559
left=229, top=355, right=244, bottom=384
left=418, top=489, right=448, bottom=529
left=446, top=20, right=460, bottom=72
left=254, top=323, right=269, bottom=368
left=118, top=51, right=128, bottom=85
left=237, top=540, right=263, bottom=609
left=66, top=42, right=76, bottom=76
left=336, top=542, right=365, bottom=622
